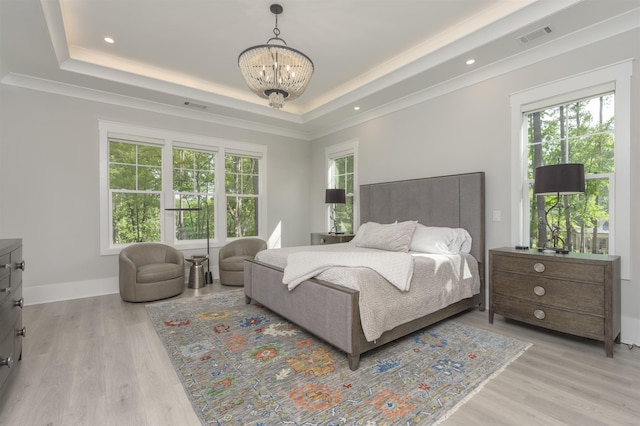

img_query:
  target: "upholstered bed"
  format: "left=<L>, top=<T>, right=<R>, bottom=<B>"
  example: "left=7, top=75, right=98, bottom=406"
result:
left=244, top=172, right=485, bottom=370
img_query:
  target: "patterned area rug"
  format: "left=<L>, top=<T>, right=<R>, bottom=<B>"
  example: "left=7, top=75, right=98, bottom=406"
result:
left=146, top=289, right=530, bottom=425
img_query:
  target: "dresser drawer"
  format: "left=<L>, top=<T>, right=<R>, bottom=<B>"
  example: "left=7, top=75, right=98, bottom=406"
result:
left=493, top=295, right=604, bottom=340
left=0, top=327, right=14, bottom=391
left=492, top=253, right=605, bottom=284
left=10, top=245, right=23, bottom=288
left=0, top=253, right=9, bottom=303
left=492, top=270, right=604, bottom=314
left=0, top=284, right=22, bottom=339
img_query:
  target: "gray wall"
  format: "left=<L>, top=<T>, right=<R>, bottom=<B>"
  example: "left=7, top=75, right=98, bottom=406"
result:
left=0, top=86, right=311, bottom=300
left=310, top=29, right=640, bottom=344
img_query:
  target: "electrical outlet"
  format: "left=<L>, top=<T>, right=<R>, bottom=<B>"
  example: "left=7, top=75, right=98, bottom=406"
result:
left=492, top=210, right=501, bottom=222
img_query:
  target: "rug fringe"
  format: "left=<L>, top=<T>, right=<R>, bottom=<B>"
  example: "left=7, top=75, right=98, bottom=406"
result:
left=432, top=342, right=533, bottom=425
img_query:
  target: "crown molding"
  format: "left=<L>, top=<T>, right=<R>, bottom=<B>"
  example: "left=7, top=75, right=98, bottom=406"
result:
left=308, top=7, right=640, bottom=140
left=0, top=72, right=312, bottom=140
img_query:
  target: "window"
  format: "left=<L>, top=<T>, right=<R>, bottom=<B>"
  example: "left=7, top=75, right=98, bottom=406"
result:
left=172, top=147, right=216, bottom=241
left=326, top=140, right=359, bottom=234
left=511, top=61, right=631, bottom=278
left=225, top=154, right=260, bottom=237
left=525, top=93, right=614, bottom=253
left=99, top=121, right=266, bottom=254
left=109, top=138, right=162, bottom=244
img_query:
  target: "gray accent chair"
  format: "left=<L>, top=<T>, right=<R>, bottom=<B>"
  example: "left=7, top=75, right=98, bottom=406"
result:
left=119, top=243, right=185, bottom=302
left=219, top=238, right=267, bottom=286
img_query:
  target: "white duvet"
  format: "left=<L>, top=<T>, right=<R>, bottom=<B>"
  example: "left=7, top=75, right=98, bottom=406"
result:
left=283, top=250, right=414, bottom=291
left=255, top=243, right=481, bottom=341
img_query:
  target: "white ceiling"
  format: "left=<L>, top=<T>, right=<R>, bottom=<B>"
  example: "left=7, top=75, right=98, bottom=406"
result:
left=1, top=0, right=639, bottom=139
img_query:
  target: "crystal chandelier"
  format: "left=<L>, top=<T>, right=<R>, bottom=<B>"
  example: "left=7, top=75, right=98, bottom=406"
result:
left=238, top=4, right=314, bottom=109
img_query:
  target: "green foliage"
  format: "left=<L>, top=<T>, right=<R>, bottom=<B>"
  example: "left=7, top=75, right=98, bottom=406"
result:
left=173, top=148, right=216, bottom=241
left=225, top=155, right=259, bottom=237
left=527, top=93, right=614, bottom=254
left=331, top=155, right=354, bottom=233
left=111, top=192, right=161, bottom=243
left=109, top=142, right=262, bottom=246
left=109, top=141, right=163, bottom=243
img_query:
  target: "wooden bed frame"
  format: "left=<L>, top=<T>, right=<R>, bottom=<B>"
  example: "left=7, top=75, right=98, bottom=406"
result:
left=244, top=172, right=485, bottom=370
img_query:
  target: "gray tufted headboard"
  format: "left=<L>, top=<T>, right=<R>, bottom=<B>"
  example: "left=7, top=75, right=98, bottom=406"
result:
left=360, top=172, right=485, bottom=265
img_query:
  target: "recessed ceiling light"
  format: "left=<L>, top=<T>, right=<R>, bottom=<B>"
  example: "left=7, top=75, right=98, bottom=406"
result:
left=353, top=106, right=360, bottom=111
left=104, top=37, right=115, bottom=44
left=466, top=59, right=475, bottom=65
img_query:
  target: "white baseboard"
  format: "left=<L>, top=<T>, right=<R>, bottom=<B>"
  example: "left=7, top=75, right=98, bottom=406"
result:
left=22, top=269, right=220, bottom=306
left=621, top=316, right=640, bottom=346
left=23, top=277, right=120, bottom=306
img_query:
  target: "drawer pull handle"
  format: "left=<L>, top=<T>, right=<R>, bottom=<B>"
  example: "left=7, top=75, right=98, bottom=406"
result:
left=16, top=327, right=26, bottom=338
left=14, top=298, right=24, bottom=309
left=1, top=264, right=10, bottom=269
left=15, top=260, right=25, bottom=271
left=0, top=287, right=10, bottom=294
left=534, top=309, right=546, bottom=320
left=533, top=286, right=546, bottom=296
left=533, top=262, right=546, bottom=273
left=0, top=355, right=13, bottom=369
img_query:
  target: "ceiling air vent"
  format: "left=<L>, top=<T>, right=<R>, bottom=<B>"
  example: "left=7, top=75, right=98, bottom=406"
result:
left=183, top=101, right=207, bottom=110
left=518, top=25, right=552, bottom=44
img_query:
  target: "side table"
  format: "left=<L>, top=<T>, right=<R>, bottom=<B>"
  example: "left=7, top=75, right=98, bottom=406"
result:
left=310, top=233, right=354, bottom=245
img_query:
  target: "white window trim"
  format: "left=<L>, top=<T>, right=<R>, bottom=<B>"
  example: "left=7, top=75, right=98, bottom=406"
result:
left=99, top=120, right=267, bottom=255
left=509, top=60, right=631, bottom=279
left=326, top=139, right=359, bottom=233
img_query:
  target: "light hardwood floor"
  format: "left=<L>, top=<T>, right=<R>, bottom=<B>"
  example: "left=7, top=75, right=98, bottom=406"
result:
left=1, top=283, right=639, bottom=425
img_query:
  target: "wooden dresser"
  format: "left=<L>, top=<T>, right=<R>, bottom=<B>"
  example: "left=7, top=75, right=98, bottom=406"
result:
left=489, top=247, right=620, bottom=357
left=310, top=233, right=354, bottom=245
left=0, top=239, right=25, bottom=400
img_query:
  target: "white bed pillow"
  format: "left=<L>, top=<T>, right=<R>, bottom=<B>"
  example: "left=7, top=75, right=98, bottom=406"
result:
left=349, top=222, right=371, bottom=245
left=410, top=224, right=472, bottom=254
left=354, top=220, right=417, bottom=252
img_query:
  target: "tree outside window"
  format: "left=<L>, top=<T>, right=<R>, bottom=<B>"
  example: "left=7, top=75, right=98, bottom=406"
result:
left=225, top=154, right=259, bottom=238
left=102, top=122, right=266, bottom=253
left=526, top=93, right=614, bottom=254
left=173, top=147, right=216, bottom=241
left=109, top=140, right=162, bottom=244
left=330, top=155, right=354, bottom=234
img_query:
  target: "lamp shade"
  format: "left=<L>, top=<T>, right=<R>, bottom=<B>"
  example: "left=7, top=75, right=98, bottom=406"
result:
left=325, top=188, right=346, bottom=204
left=534, top=163, right=585, bottom=195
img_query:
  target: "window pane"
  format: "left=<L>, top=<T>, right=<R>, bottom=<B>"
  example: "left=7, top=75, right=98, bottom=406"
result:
left=334, top=197, right=353, bottom=234
left=196, top=171, right=215, bottom=193
left=173, top=147, right=216, bottom=241
left=138, top=145, right=162, bottom=166
left=138, top=165, right=162, bottom=191
left=526, top=92, right=613, bottom=254
left=346, top=174, right=353, bottom=194
left=110, top=142, right=135, bottom=163
left=111, top=192, right=161, bottom=243
left=173, top=169, right=193, bottom=192
left=329, top=154, right=354, bottom=232
left=173, top=194, right=213, bottom=241
left=109, top=164, right=136, bottom=190
left=226, top=155, right=259, bottom=195
left=227, top=196, right=258, bottom=237
left=529, top=177, right=610, bottom=254
left=335, top=157, right=346, bottom=175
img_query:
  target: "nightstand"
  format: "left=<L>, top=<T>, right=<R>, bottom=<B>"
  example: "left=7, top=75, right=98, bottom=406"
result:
left=310, top=233, right=354, bottom=245
left=489, top=247, right=621, bottom=357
